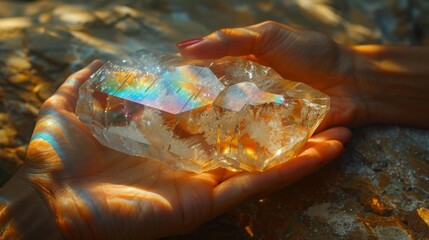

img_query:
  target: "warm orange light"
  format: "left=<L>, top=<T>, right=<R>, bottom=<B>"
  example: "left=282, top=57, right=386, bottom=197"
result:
left=296, top=0, right=340, bottom=26
left=0, top=17, right=32, bottom=30
left=244, top=225, right=254, bottom=238
left=99, top=183, right=172, bottom=209
left=219, top=135, right=238, bottom=155
left=417, top=208, right=429, bottom=226
left=53, top=184, right=172, bottom=231
left=370, top=197, right=382, bottom=211
left=0, top=222, right=18, bottom=239
left=244, top=148, right=255, bottom=157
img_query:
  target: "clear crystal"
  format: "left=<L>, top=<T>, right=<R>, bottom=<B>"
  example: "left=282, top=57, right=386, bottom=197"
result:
left=76, top=49, right=329, bottom=172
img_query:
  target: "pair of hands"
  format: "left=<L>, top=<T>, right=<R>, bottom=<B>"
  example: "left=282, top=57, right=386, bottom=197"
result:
left=6, top=22, right=357, bottom=239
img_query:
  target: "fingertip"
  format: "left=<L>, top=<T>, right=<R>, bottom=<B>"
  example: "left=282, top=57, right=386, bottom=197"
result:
left=80, top=60, right=104, bottom=79
left=312, top=127, right=352, bottom=144
left=325, top=140, right=346, bottom=163
left=329, top=127, right=352, bottom=144
left=176, top=37, right=207, bottom=58
left=329, top=139, right=347, bottom=155
left=340, top=127, right=352, bottom=143
left=87, top=59, right=104, bottom=72
left=177, top=27, right=259, bottom=59
left=176, top=38, right=204, bottom=48
left=178, top=38, right=226, bottom=59
left=67, top=60, right=104, bottom=86
left=301, top=139, right=344, bottom=158
left=48, top=60, right=104, bottom=112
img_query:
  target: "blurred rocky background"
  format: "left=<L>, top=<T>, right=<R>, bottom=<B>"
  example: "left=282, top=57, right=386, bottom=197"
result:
left=0, top=0, right=428, bottom=239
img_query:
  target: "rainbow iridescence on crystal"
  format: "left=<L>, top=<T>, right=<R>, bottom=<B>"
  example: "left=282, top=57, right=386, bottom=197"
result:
left=76, top=49, right=329, bottom=172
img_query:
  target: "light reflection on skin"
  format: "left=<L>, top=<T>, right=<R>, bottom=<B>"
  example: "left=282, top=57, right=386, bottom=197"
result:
left=354, top=45, right=427, bottom=74
left=378, top=60, right=410, bottom=73
left=99, top=184, right=171, bottom=209
left=53, top=183, right=172, bottom=232
left=0, top=61, right=350, bottom=239
left=0, top=199, right=16, bottom=239
left=0, top=221, right=17, bottom=239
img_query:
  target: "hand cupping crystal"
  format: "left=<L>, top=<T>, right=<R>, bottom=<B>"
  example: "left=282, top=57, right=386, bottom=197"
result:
left=76, top=49, right=329, bottom=172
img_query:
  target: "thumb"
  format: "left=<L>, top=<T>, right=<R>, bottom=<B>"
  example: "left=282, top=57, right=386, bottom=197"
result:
left=40, top=60, right=104, bottom=114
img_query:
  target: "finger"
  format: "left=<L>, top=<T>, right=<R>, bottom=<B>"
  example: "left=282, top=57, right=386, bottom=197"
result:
left=213, top=134, right=346, bottom=215
left=178, top=21, right=289, bottom=59
left=300, top=127, right=351, bottom=153
left=41, top=60, right=104, bottom=113
left=210, top=127, right=352, bottom=184
left=308, top=127, right=352, bottom=144
left=178, top=27, right=258, bottom=59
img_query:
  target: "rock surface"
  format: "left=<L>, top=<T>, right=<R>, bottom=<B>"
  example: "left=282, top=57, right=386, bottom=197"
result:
left=0, top=0, right=428, bottom=239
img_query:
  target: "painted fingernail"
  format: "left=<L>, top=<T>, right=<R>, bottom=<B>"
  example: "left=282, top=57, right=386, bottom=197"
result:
left=177, top=38, right=204, bottom=48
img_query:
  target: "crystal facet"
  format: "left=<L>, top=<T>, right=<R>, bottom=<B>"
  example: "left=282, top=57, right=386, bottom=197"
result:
left=76, top=49, right=330, bottom=172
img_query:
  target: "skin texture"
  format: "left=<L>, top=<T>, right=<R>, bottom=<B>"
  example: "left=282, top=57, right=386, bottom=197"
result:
left=178, top=21, right=364, bottom=131
left=0, top=61, right=351, bottom=239
left=178, top=21, right=429, bottom=130
left=4, top=20, right=428, bottom=239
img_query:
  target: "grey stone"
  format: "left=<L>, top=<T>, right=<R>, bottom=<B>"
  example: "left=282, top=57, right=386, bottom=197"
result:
left=0, top=0, right=428, bottom=238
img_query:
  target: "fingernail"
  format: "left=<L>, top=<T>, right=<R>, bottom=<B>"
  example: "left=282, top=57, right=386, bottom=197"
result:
left=177, top=38, right=204, bottom=48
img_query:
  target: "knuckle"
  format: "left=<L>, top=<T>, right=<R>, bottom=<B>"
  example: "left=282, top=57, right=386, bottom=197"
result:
left=215, top=28, right=235, bottom=39
left=253, top=22, right=288, bottom=55
left=259, top=20, right=281, bottom=31
left=261, top=20, right=276, bottom=26
left=38, top=97, right=61, bottom=117
left=40, top=97, right=56, bottom=111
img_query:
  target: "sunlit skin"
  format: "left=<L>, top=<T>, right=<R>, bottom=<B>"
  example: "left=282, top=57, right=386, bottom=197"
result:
left=0, top=61, right=351, bottom=239
left=2, top=20, right=428, bottom=239
left=178, top=21, right=429, bottom=130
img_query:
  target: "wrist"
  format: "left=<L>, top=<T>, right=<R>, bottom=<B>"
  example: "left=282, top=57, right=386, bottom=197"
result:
left=344, top=45, right=375, bottom=126
left=349, top=45, right=429, bottom=127
left=329, top=44, right=373, bottom=127
left=0, top=169, right=63, bottom=239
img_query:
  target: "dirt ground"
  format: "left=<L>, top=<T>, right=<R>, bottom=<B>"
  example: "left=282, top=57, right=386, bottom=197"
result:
left=0, top=0, right=428, bottom=239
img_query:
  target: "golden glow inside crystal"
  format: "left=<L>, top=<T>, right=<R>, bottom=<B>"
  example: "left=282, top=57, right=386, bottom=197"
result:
left=76, top=49, right=329, bottom=172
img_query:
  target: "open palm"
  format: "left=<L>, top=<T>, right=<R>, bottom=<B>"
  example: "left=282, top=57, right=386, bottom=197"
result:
left=21, top=61, right=351, bottom=239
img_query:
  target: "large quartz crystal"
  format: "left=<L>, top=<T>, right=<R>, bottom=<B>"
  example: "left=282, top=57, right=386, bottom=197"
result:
left=76, top=49, right=329, bottom=172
